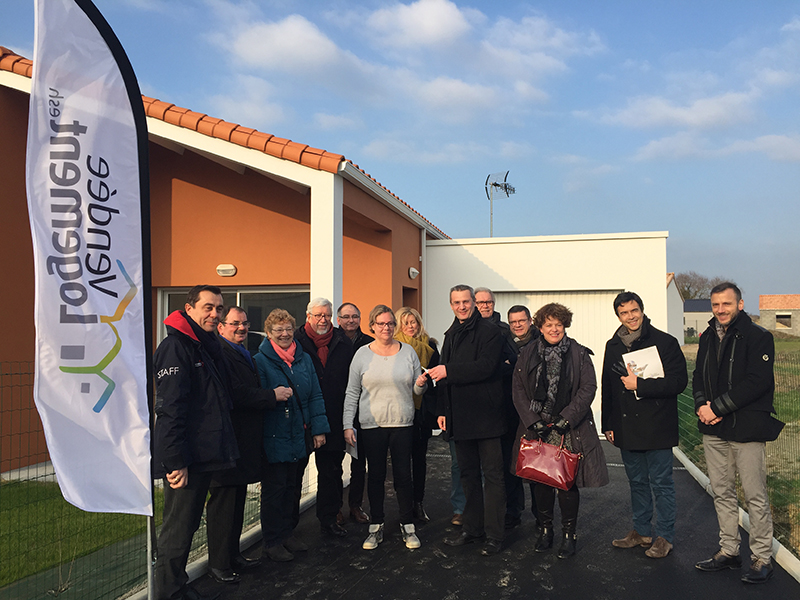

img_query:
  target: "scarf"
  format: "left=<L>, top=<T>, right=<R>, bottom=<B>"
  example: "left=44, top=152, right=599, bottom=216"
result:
left=514, top=330, right=533, bottom=349
left=615, top=324, right=643, bottom=350
left=394, top=330, right=435, bottom=369
left=271, top=339, right=297, bottom=369
left=304, top=321, right=333, bottom=367
left=531, top=335, right=571, bottom=419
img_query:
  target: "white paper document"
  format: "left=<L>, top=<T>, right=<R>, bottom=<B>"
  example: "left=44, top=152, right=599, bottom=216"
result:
left=621, top=346, right=664, bottom=399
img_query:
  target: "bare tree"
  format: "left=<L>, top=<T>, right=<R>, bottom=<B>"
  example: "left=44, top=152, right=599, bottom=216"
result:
left=675, top=271, right=730, bottom=300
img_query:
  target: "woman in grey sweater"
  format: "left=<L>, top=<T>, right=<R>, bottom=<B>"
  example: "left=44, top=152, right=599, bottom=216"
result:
left=343, top=304, right=428, bottom=550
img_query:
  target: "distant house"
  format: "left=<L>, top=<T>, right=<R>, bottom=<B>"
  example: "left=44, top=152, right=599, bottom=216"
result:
left=684, top=299, right=712, bottom=337
left=760, top=295, right=800, bottom=337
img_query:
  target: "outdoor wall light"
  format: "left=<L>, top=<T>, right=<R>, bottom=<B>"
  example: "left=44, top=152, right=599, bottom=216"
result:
left=216, top=264, right=237, bottom=277
left=408, top=267, right=420, bottom=279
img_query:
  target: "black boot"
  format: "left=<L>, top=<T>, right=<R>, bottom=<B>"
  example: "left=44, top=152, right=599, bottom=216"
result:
left=557, top=518, right=577, bottom=558
left=535, top=526, right=554, bottom=552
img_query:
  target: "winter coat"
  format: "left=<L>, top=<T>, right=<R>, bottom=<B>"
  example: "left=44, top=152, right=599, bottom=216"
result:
left=212, top=340, right=277, bottom=486
left=295, top=326, right=354, bottom=453
left=254, top=339, right=330, bottom=464
left=512, top=336, right=608, bottom=488
left=153, top=311, right=239, bottom=478
left=693, top=311, right=781, bottom=443
left=437, top=308, right=506, bottom=441
left=601, top=317, right=687, bottom=451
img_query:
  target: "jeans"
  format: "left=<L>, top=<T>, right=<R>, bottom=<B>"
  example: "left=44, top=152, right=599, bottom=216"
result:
left=620, top=448, right=676, bottom=543
left=361, top=426, right=414, bottom=524
left=448, top=438, right=466, bottom=514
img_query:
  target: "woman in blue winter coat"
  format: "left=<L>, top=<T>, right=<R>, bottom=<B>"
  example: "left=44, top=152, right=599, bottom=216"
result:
left=254, top=308, right=330, bottom=562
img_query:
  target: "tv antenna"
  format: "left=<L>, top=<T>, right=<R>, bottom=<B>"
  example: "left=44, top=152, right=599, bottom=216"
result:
left=484, top=171, right=515, bottom=237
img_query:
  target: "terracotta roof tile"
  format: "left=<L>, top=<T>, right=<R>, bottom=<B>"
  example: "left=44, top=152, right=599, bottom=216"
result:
left=0, top=46, right=446, bottom=236
left=759, top=295, right=800, bottom=310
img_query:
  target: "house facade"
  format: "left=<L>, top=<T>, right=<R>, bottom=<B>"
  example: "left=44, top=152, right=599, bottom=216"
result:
left=760, top=295, right=800, bottom=337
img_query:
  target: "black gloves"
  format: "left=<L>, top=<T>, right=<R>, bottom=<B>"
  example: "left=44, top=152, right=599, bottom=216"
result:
left=552, top=417, right=570, bottom=435
left=531, top=420, right=550, bottom=440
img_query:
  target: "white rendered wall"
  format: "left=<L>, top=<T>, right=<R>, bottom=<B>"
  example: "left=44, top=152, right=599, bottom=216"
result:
left=424, top=232, right=670, bottom=425
left=667, top=279, right=685, bottom=343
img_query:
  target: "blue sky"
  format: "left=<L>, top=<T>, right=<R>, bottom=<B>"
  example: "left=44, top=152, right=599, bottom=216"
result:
left=3, top=0, right=799, bottom=311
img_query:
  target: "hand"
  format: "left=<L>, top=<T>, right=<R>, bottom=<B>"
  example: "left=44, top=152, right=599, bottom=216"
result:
left=415, top=373, right=429, bottom=387
left=437, top=416, right=447, bottom=431
left=621, top=365, right=638, bottom=391
left=427, top=365, right=447, bottom=383
left=604, top=430, right=615, bottom=444
left=344, top=429, right=356, bottom=447
left=532, top=420, right=550, bottom=440
left=552, top=416, right=570, bottom=435
left=274, top=386, right=293, bottom=401
left=313, top=434, right=326, bottom=449
left=697, top=401, right=721, bottom=425
left=167, top=467, right=188, bottom=489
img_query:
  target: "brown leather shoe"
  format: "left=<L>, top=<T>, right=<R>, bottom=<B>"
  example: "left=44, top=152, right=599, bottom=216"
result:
left=336, top=511, right=346, bottom=526
left=451, top=513, right=463, bottom=526
left=645, top=536, right=673, bottom=558
left=350, top=505, right=371, bottom=524
left=612, top=530, right=653, bottom=548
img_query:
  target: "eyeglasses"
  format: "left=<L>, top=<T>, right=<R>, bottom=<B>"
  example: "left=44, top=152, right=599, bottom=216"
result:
left=223, top=321, right=250, bottom=328
left=509, top=319, right=530, bottom=327
left=476, top=301, right=494, bottom=306
left=373, top=321, right=396, bottom=329
left=272, top=327, right=293, bottom=334
left=310, top=313, right=331, bottom=321
left=338, top=315, right=360, bottom=320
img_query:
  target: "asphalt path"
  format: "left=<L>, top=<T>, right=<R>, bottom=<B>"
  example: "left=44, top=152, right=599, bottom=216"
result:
left=192, top=436, right=800, bottom=600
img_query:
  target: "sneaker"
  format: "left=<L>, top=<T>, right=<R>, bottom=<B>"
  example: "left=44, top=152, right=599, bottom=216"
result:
left=741, top=558, right=774, bottom=584
left=401, top=523, right=421, bottom=549
left=695, top=549, right=742, bottom=571
left=362, top=523, right=384, bottom=550
left=612, top=530, right=653, bottom=548
left=645, top=536, right=673, bottom=558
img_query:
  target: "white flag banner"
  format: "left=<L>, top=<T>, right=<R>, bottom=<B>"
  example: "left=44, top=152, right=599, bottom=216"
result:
left=26, top=0, right=152, bottom=515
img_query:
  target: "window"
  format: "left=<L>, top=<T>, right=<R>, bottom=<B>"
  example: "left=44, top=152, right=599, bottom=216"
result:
left=159, top=287, right=310, bottom=354
left=776, top=313, right=792, bottom=329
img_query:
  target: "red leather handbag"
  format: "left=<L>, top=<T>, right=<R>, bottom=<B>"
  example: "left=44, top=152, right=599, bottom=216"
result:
left=515, top=435, right=580, bottom=491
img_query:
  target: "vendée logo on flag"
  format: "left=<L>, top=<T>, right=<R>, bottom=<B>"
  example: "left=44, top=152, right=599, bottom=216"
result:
left=46, top=86, right=138, bottom=413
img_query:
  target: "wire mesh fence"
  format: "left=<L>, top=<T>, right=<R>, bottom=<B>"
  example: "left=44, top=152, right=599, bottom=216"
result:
left=679, top=347, right=800, bottom=560
left=2, top=346, right=799, bottom=598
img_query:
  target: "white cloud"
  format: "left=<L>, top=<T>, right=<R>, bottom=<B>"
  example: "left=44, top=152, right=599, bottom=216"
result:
left=361, top=137, right=489, bottom=164
left=721, top=135, right=800, bottom=162
left=486, top=15, right=605, bottom=58
left=600, top=92, right=756, bottom=129
left=498, top=141, right=535, bottom=159
left=551, top=154, right=588, bottom=164
left=415, top=76, right=497, bottom=122
left=366, top=0, right=473, bottom=49
left=633, top=132, right=709, bottom=161
left=751, top=68, right=798, bottom=88
left=313, top=113, right=362, bottom=131
left=780, top=17, right=800, bottom=33
left=208, top=75, right=287, bottom=129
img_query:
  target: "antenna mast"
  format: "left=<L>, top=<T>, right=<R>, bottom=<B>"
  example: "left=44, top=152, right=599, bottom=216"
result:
left=484, top=171, right=516, bottom=237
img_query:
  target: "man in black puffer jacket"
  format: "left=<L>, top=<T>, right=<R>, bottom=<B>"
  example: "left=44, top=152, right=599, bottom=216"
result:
left=693, top=282, right=782, bottom=585
left=601, top=291, right=687, bottom=560
left=153, top=285, right=239, bottom=600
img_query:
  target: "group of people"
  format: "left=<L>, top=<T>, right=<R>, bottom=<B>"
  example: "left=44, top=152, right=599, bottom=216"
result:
left=152, top=280, right=780, bottom=599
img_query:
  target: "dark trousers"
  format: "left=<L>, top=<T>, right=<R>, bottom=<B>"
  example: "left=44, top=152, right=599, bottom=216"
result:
left=206, top=484, right=247, bottom=569
left=154, top=471, right=214, bottom=600
left=261, top=461, right=301, bottom=548
left=315, top=450, right=344, bottom=526
left=361, top=426, right=414, bottom=524
left=500, top=428, right=526, bottom=520
left=411, top=409, right=432, bottom=503
left=348, top=433, right=367, bottom=508
left=534, top=482, right=580, bottom=532
left=455, top=437, right=506, bottom=542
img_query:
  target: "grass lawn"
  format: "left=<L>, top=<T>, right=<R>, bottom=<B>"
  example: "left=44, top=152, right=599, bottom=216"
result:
left=0, top=480, right=164, bottom=588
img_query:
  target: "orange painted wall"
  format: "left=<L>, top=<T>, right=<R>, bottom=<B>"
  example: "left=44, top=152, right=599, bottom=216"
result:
left=342, top=180, right=423, bottom=315
left=149, top=144, right=311, bottom=288
left=0, top=85, right=47, bottom=470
